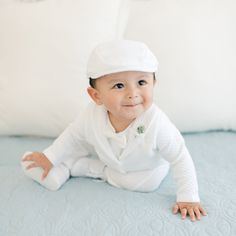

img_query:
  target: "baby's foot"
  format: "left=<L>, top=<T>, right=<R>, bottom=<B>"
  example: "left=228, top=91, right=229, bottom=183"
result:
left=71, top=157, right=106, bottom=179
left=21, top=152, right=70, bottom=191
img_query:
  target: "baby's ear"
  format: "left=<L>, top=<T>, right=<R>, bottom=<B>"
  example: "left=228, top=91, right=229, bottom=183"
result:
left=87, top=87, right=103, bottom=105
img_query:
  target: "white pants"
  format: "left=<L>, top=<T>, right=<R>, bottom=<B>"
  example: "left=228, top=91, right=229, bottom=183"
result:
left=22, top=152, right=169, bottom=192
left=104, top=164, right=169, bottom=192
left=68, top=157, right=170, bottom=193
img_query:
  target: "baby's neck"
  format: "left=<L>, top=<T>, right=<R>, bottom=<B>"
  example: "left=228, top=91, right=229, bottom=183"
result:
left=108, top=112, right=134, bottom=133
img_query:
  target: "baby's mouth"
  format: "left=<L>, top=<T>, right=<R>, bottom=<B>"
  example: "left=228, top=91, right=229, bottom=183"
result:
left=123, top=103, right=140, bottom=107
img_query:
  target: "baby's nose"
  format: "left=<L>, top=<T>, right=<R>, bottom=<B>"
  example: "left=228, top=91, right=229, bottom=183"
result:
left=127, top=89, right=138, bottom=99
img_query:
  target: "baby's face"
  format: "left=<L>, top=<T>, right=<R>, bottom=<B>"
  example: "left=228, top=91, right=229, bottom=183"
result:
left=88, top=71, right=155, bottom=126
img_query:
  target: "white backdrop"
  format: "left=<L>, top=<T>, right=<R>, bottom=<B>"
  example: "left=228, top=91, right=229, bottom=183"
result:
left=125, top=0, right=236, bottom=132
left=0, top=0, right=129, bottom=137
left=0, top=0, right=235, bottom=137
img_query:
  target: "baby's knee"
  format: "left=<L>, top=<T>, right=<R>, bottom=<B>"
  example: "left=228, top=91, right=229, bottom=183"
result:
left=133, top=178, right=163, bottom=192
left=134, top=164, right=170, bottom=192
left=105, top=165, right=169, bottom=193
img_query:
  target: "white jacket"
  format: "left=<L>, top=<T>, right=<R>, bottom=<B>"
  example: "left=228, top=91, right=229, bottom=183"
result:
left=44, top=103, right=200, bottom=202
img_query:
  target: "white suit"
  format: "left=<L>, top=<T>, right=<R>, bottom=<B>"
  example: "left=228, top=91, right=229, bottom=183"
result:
left=44, top=103, right=200, bottom=202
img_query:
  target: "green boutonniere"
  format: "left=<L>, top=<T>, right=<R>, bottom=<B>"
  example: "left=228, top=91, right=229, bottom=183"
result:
left=137, top=125, right=145, bottom=134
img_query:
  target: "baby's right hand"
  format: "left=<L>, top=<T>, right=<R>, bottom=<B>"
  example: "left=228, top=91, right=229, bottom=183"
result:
left=22, top=152, right=53, bottom=180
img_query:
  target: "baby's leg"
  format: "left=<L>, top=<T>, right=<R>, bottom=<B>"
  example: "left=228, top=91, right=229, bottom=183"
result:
left=70, top=157, right=106, bottom=179
left=70, top=157, right=169, bottom=192
left=21, top=152, right=70, bottom=191
left=105, top=163, right=170, bottom=192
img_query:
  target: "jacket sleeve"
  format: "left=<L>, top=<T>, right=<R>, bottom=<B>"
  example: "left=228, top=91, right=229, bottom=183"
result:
left=156, top=112, right=200, bottom=202
left=43, top=110, right=89, bottom=166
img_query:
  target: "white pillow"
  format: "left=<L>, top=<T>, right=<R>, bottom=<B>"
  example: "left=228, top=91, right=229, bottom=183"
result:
left=125, top=0, right=236, bottom=132
left=0, top=0, right=129, bottom=137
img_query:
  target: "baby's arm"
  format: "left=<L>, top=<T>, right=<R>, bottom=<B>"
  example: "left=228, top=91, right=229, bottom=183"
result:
left=42, top=110, right=88, bottom=167
left=156, top=113, right=207, bottom=221
left=22, top=152, right=53, bottom=180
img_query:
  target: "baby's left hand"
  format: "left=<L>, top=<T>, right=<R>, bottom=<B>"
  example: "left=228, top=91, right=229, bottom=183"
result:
left=172, top=202, right=207, bottom=222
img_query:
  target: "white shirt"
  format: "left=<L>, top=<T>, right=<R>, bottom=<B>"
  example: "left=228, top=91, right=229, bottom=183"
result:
left=44, top=103, right=200, bottom=202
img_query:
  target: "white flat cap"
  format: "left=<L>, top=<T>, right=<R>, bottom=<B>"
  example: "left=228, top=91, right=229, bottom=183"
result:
left=87, top=40, right=158, bottom=79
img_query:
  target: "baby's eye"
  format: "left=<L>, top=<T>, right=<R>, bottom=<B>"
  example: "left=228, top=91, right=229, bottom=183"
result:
left=138, top=80, right=147, bottom=86
left=113, top=83, right=124, bottom=89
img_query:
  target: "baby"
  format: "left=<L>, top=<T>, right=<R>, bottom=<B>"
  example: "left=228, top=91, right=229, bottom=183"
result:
left=21, top=40, right=207, bottom=221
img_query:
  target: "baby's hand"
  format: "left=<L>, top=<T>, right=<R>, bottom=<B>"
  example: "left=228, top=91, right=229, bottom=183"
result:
left=22, top=152, right=53, bottom=180
left=172, top=202, right=207, bottom=222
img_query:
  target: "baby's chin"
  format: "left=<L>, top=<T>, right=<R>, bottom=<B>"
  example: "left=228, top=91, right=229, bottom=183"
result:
left=122, top=104, right=150, bottom=116
left=108, top=104, right=150, bottom=123
left=119, top=110, right=144, bottom=121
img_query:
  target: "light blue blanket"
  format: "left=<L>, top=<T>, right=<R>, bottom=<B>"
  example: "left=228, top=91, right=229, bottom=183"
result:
left=0, top=131, right=236, bottom=236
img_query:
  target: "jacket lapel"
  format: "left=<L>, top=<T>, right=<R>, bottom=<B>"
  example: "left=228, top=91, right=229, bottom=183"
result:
left=91, top=105, right=122, bottom=169
left=119, top=104, right=159, bottom=160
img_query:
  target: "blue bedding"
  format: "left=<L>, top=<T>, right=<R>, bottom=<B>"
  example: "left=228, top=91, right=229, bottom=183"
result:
left=0, top=131, right=236, bottom=236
